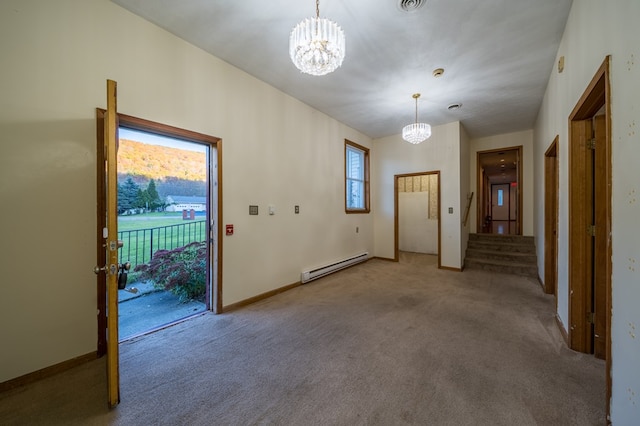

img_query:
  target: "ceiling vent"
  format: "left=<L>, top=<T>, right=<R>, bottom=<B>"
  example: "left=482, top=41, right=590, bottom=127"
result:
left=397, top=0, right=427, bottom=12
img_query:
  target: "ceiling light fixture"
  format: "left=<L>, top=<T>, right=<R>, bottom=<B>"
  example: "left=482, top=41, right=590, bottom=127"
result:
left=402, top=93, right=431, bottom=144
left=289, top=0, right=345, bottom=76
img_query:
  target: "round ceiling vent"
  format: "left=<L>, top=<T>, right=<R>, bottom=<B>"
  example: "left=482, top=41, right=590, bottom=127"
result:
left=397, top=0, right=427, bottom=12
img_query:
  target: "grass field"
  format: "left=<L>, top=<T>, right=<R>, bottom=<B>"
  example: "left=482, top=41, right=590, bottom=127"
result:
left=117, top=212, right=205, bottom=231
left=117, top=212, right=206, bottom=268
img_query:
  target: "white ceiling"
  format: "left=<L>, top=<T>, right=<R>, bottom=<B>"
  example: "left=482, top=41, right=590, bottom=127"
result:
left=111, top=0, right=573, bottom=139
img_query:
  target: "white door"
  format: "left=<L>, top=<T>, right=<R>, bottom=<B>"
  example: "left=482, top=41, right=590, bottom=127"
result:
left=491, top=183, right=510, bottom=221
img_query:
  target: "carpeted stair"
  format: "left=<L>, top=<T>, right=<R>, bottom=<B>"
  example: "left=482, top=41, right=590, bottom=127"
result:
left=465, top=233, right=538, bottom=277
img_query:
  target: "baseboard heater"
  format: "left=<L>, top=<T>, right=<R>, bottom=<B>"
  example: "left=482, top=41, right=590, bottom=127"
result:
left=301, top=252, right=369, bottom=284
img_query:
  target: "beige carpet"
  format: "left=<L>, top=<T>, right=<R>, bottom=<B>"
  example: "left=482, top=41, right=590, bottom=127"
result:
left=0, top=253, right=605, bottom=425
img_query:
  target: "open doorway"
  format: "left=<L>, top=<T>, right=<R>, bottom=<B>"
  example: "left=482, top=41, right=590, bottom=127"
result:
left=544, top=137, right=559, bottom=299
left=116, top=127, right=212, bottom=340
left=97, top=113, right=221, bottom=349
left=476, top=147, right=522, bottom=235
left=394, top=172, right=441, bottom=267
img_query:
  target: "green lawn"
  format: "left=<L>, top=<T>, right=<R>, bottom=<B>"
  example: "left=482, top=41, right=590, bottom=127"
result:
left=117, top=212, right=206, bottom=268
left=117, top=212, right=191, bottom=231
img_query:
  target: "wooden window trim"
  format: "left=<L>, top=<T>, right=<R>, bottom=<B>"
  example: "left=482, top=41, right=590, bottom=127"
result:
left=345, top=139, right=370, bottom=214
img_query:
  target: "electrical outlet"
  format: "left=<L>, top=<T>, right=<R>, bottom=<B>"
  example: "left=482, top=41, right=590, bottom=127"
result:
left=295, top=205, right=300, bottom=214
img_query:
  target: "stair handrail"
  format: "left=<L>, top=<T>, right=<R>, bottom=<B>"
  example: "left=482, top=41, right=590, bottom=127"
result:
left=463, top=192, right=474, bottom=227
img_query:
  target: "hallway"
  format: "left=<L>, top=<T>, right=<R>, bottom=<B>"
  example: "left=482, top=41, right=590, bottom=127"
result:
left=0, top=256, right=605, bottom=425
left=482, top=220, right=518, bottom=235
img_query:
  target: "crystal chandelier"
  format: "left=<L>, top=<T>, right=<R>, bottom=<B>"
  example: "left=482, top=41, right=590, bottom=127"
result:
left=402, top=93, right=432, bottom=144
left=289, top=0, right=345, bottom=76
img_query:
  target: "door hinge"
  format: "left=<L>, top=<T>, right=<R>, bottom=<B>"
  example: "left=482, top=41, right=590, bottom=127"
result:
left=587, top=312, right=595, bottom=324
left=587, top=225, right=596, bottom=236
left=587, top=138, right=596, bottom=149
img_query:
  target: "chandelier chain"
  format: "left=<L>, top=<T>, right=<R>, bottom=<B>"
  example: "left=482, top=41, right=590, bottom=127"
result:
left=316, top=0, right=320, bottom=19
left=413, top=93, right=421, bottom=123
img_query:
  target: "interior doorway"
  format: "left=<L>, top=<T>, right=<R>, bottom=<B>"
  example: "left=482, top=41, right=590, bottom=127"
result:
left=568, top=56, right=611, bottom=416
left=394, top=171, right=441, bottom=267
left=544, top=137, right=559, bottom=299
left=476, top=147, right=522, bottom=235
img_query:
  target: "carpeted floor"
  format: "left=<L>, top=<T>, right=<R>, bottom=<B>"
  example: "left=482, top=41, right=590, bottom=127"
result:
left=0, top=253, right=605, bottom=425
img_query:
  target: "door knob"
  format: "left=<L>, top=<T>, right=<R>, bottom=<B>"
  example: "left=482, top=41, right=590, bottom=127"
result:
left=94, top=264, right=118, bottom=275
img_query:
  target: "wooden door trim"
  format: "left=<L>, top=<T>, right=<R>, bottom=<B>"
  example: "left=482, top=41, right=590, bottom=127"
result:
left=393, top=171, right=441, bottom=268
left=95, top=112, right=224, bottom=344
left=569, top=119, right=594, bottom=352
left=116, top=113, right=223, bottom=315
left=593, top=114, right=607, bottom=360
left=567, top=55, right=611, bottom=417
left=543, top=136, right=559, bottom=297
left=105, top=79, right=120, bottom=407
left=96, top=108, right=107, bottom=357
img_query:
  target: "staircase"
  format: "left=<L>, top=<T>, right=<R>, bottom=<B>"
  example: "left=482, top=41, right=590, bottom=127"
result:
left=464, top=233, right=538, bottom=277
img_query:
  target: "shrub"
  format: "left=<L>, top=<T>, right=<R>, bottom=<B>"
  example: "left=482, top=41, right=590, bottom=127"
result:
left=134, top=241, right=207, bottom=303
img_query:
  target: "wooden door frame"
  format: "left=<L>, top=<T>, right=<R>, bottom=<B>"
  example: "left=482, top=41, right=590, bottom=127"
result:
left=96, top=112, right=224, bottom=353
left=544, top=137, right=559, bottom=297
left=476, top=146, right=523, bottom=235
left=394, top=171, right=441, bottom=267
left=96, top=109, right=108, bottom=357
left=567, top=55, right=611, bottom=416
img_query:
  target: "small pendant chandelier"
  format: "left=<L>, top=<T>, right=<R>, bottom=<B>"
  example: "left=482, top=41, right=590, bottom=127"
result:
left=289, top=0, right=346, bottom=76
left=402, top=93, right=432, bottom=144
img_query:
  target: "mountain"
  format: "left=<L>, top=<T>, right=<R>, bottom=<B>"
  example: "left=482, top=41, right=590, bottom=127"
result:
left=118, top=139, right=206, bottom=182
left=118, top=139, right=207, bottom=198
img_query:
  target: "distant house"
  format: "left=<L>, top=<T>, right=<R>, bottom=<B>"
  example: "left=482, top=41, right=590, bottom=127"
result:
left=165, top=195, right=206, bottom=212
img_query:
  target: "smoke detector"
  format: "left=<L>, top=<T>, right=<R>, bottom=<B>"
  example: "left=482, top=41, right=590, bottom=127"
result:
left=397, top=0, right=427, bottom=12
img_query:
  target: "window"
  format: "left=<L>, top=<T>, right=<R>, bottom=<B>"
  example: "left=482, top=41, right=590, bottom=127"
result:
left=497, top=189, right=504, bottom=206
left=345, top=140, right=370, bottom=213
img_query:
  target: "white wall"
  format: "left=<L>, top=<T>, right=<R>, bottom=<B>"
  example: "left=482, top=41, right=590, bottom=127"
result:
left=0, top=0, right=373, bottom=383
left=399, top=192, right=438, bottom=254
left=468, top=130, right=534, bottom=235
left=533, top=1, right=640, bottom=423
left=373, top=121, right=463, bottom=269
